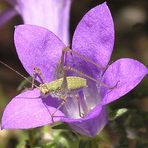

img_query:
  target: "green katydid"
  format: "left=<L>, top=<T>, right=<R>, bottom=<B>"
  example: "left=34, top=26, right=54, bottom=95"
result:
left=33, top=47, right=113, bottom=118
left=0, top=47, right=114, bottom=119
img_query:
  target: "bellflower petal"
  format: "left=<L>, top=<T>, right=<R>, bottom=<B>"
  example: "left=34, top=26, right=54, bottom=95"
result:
left=1, top=0, right=71, bottom=44
left=0, top=8, right=17, bottom=27
left=15, top=0, right=71, bottom=44
left=2, top=89, right=64, bottom=129
left=63, top=105, right=107, bottom=137
left=14, top=24, right=66, bottom=82
left=72, top=2, right=114, bottom=70
left=101, top=58, right=148, bottom=105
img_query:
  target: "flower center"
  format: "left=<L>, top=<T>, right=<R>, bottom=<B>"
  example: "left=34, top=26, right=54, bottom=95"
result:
left=61, top=81, right=101, bottom=119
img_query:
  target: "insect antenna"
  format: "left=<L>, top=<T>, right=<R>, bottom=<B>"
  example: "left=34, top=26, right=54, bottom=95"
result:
left=0, top=60, right=39, bottom=89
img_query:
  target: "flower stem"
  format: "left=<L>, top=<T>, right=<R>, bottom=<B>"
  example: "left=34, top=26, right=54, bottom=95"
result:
left=28, top=130, right=35, bottom=148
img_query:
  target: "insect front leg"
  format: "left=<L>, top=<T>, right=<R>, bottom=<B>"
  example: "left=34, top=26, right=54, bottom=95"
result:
left=31, top=67, right=45, bottom=89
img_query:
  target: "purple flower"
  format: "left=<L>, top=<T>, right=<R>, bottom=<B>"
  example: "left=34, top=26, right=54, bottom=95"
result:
left=1, top=3, right=147, bottom=137
left=0, top=0, right=71, bottom=44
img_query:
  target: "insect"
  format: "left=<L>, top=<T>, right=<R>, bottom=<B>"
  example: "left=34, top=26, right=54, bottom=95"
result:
left=30, top=47, right=89, bottom=118
left=0, top=47, right=115, bottom=120
left=31, top=47, right=115, bottom=118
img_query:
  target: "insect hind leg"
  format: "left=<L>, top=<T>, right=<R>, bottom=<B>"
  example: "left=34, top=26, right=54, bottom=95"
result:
left=61, top=48, right=119, bottom=89
left=63, top=65, right=117, bottom=89
left=63, top=47, right=106, bottom=70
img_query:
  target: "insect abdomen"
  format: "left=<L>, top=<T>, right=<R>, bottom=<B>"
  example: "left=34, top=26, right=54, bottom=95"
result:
left=66, top=76, right=87, bottom=90
left=45, top=76, right=87, bottom=91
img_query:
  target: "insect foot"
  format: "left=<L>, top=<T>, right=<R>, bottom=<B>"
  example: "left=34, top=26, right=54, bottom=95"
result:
left=110, top=81, right=120, bottom=90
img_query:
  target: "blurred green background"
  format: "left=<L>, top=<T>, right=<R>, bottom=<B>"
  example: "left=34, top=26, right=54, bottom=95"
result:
left=0, top=0, right=148, bottom=147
